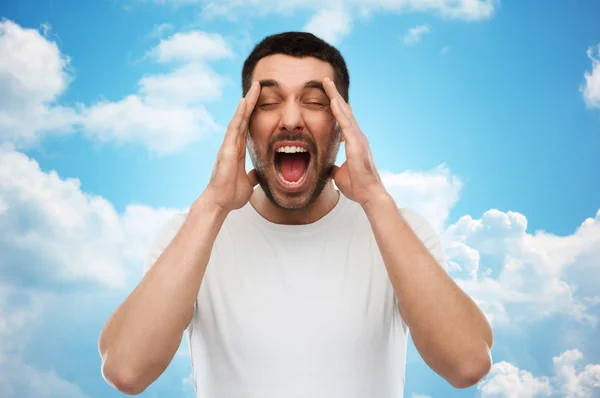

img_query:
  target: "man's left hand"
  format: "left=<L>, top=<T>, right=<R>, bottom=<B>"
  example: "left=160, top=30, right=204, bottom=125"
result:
left=323, top=77, right=389, bottom=209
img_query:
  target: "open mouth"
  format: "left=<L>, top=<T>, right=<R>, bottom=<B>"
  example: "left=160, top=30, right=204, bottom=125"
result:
left=274, top=145, right=311, bottom=188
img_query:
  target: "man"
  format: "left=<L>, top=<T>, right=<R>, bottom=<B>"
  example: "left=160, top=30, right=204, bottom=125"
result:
left=98, top=32, right=493, bottom=397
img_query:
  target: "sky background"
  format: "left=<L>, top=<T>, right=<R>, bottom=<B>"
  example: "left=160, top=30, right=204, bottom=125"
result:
left=1, top=0, right=600, bottom=397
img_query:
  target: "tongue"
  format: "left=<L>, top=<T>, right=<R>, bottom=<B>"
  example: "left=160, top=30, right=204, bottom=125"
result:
left=280, top=153, right=308, bottom=182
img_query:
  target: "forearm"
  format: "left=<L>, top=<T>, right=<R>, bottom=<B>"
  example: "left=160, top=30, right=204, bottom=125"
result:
left=99, top=196, right=228, bottom=393
left=364, top=194, right=493, bottom=388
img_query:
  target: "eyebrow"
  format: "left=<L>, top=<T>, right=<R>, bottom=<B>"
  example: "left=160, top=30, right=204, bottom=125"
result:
left=259, top=79, right=326, bottom=94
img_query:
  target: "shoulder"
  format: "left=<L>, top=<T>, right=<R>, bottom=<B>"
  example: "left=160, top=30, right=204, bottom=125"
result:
left=143, top=211, right=188, bottom=274
left=398, top=207, right=447, bottom=267
left=398, top=208, right=436, bottom=236
left=152, top=211, right=188, bottom=247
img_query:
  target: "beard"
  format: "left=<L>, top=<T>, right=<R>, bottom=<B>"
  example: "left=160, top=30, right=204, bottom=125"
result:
left=248, top=127, right=342, bottom=212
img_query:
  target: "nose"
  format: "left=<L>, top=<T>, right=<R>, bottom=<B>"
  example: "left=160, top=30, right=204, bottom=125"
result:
left=278, top=100, right=304, bottom=132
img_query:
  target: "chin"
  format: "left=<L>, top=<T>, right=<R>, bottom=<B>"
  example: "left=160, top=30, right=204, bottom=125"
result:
left=265, top=168, right=332, bottom=212
left=265, top=176, right=317, bottom=211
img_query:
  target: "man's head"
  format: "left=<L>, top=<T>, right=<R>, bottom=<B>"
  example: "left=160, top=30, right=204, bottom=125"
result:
left=242, top=32, right=350, bottom=212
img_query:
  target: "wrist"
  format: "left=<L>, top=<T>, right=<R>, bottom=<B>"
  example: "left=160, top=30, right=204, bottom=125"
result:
left=362, top=189, right=396, bottom=216
left=190, top=194, right=230, bottom=225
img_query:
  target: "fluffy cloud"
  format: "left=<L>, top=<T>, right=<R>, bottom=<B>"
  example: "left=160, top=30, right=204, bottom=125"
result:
left=0, top=355, right=91, bottom=398
left=478, top=349, right=600, bottom=397
left=139, top=63, right=228, bottom=104
left=0, top=20, right=78, bottom=147
left=80, top=94, right=220, bottom=153
left=0, top=144, right=179, bottom=290
left=403, top=25, right=431, bottom=45
left=478, top=361, right=552, bottom=397
left=148, top=0, right=498, bottom=43
left=80, top=30, right=233, bottom=153
left=381, top=164, right=463, bottom=233
left=0, top=20, right=231, bottom=154
left=580, top=43, right=600, bottom=109
left=197, top=0, right=498, bottom=21
left=377, top=163, right=600, bottom=330
left=446, top=208, right=600, bottom=327
left=0, top=284, right=92, bottom=398
left=148, top=22, right=174, bottom=38
left=303, top=8, right=353, bottom=44
left=149, top=31, right=233, bottom=63
left=0, top=145, right=183, bottom=395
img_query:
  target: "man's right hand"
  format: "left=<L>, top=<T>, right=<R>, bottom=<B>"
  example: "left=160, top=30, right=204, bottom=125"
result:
left=202, top=81, right=261, bottom=213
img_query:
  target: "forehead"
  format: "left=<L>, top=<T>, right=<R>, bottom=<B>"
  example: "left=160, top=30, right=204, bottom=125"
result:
left=252, top=54, right=335, bottom=90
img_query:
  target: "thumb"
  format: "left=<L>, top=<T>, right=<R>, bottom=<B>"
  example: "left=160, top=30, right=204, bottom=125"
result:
left=247, top=169, right=259, bottom=187
left=330, top=165, right=340, bottom=180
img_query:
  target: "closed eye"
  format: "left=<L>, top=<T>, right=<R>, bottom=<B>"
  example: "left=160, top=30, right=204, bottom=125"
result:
left=258, top=103, right=279, bottom=109
left=304, top=101, right=328, bottom=108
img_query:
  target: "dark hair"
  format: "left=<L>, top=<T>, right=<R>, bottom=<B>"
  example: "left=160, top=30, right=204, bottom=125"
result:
left=241, top=32, right=350, bottom=102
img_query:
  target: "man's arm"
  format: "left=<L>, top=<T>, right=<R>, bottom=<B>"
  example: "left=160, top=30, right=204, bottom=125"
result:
left=98, top=198, right=227, bottom=395
left=98, top=82, right=260, bottom=395
left=364, top=194, right=493, bottom=389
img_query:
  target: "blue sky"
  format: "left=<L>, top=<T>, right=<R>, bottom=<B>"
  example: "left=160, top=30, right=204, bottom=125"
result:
left=1, top=0, right=599, bottom=397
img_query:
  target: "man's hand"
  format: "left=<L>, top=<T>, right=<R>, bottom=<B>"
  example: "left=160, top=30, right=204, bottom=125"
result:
left=322, top=77, right=388, bottom=209
left=202, top=81, right=261, bottom=213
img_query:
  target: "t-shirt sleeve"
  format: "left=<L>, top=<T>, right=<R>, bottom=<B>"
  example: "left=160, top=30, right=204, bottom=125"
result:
left=390, top=208, right=448, bottom=336
left=143, top=212, right=188, bottom=277
left=143, top=212, right=196, bottom=334
left=399, top=208, right=447, bottom=270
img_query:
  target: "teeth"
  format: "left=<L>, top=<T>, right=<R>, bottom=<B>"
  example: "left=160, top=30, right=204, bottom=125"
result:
left=276, top=146, right=307, bottom=153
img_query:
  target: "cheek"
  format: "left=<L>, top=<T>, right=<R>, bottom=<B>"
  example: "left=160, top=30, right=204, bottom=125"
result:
left=250, top=112, right=279, bottom=135
left=304, top=109, right=335, bottom=129
left=303, top=111, right=338, bottom=146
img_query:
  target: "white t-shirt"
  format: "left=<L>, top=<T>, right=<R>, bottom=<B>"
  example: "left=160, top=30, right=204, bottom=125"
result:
left=144, top=191, right=447, bottom=398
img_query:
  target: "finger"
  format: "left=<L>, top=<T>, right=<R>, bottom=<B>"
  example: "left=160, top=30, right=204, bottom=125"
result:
left=330, top=98, right=359, bottom=145
left=238, top=81, right=261, bottom=139
left=247, top=168, right=259, bottom=187
left=225, top=98, right=247, bottom=145
left=324, top=78, right=367, bottom=146
left=330, top=165, right=339, bottom=179
left=322, top=77, right=352, bottom=118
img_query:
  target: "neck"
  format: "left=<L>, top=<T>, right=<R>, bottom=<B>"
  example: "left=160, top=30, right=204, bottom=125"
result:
left=250, top=180, right=340, bottom=225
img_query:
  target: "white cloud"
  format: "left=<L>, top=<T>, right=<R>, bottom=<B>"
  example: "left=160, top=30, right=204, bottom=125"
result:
left=478, top=361, right=552, bottom=397
left=446, top=208, right=600, bottom=327
left=0, top=20, right=231, bottom=154
left=147, top=0, right=498, bottom=43
left=0, top=285, right=91, bottom=398
left=80, top=95, right=220, bottom=153
left=381, top=164, right=463, bottom=234
left=553, top=349, right=600, bottom=397
left=139, top=63, right=228, bottom=104
left=303, top=8, right=353, bottom=45
left=0, top=145, right=185, bottom=396
left=148, top=22, right=174, bottom=38
left=478, top=349, right=600, bottom=398
left=0, top=356, right=92, bottom=398
left=0, top=19, right=78, bottom=147
left=378, top=163, right=600, bottom=330
left=0, top=144, right=179, bottom=290
left=198, top=0, right=498, bottom=21
left=580, top=43, right=600, bottom=109
left=403, top=24, right=431, bottom=45
left=149, top=31, right=233, bottom=63
left=82, top=30, right=233, bottom=153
